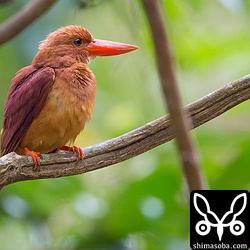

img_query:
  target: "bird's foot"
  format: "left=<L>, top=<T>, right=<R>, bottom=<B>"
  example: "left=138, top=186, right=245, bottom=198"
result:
left=60, top=145, right=84, bottom=161
left=22, top=147, right=42, bottom=171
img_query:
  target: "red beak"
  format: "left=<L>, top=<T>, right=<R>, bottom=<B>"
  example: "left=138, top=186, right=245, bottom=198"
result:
left=86, top=39, right=138, bottom=57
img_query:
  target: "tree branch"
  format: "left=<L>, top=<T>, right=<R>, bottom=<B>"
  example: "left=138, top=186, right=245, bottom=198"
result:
left=0, top=75, right=250, bottom=188
left=0, top=0, right=57, bottom=45
left=141, top=0, right=205, bottom=191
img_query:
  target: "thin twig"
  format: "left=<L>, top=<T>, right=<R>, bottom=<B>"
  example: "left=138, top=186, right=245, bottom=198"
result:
left=0, top=74, right=250, bottom=188
left=0, top=0, right=57, bottom=45
left=141, top=0, right=205, bottom=191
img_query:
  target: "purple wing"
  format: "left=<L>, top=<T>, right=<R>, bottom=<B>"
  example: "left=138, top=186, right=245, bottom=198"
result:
left=1, top=66, right=55, bottom=155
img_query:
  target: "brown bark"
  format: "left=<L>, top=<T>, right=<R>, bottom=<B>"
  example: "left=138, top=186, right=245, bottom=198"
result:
left=0, top=74, right=249, bottom=188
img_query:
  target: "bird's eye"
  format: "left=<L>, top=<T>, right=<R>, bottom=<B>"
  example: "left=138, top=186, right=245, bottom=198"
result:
left=74, top=38, right=82, bottom=46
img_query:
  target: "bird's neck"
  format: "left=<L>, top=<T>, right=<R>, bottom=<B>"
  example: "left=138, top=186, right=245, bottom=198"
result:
left=32, top=47, right=88, bottom=68
left=56, top=63, right=96, bottom=103
left=53, top=64, right=97, bottom=125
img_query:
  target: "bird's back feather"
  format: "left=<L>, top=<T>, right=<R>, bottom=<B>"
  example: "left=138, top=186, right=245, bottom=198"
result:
left=1, top=66, right=55, bottom=155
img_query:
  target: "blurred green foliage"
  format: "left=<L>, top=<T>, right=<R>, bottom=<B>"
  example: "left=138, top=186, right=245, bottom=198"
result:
left=0, top=0, right=250, bottom=249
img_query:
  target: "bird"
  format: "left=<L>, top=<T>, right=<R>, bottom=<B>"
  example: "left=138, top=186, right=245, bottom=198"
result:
left=1, top=25, right=138, bottom=170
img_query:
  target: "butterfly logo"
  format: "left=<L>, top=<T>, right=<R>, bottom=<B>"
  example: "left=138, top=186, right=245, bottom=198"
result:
left=193, top=193, right=247, bottom=241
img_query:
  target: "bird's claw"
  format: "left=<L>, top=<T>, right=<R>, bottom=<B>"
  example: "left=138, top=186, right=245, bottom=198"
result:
left=61, top=145, right=84, bottom=161
left=22, top=147, right=42, bottom=171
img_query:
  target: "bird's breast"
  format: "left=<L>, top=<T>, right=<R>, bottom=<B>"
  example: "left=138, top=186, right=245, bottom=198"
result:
left=18, top=65, right=96, bottom=154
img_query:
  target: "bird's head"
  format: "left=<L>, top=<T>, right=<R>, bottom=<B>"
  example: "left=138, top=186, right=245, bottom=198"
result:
left=32, top=25, right=138, bottom=68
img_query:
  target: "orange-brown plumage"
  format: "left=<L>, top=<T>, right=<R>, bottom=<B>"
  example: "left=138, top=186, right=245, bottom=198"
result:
left=1, top=25, right=137, bottom=168
left=17, top=63, right=96, bottom=155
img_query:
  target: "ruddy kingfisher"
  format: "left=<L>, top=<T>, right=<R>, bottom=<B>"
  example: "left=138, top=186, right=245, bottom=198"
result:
left=1, top=25, right=138, bottom=169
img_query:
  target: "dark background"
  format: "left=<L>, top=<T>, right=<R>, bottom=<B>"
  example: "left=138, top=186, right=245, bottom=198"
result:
left=190, top=190, right=250, bottom=248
